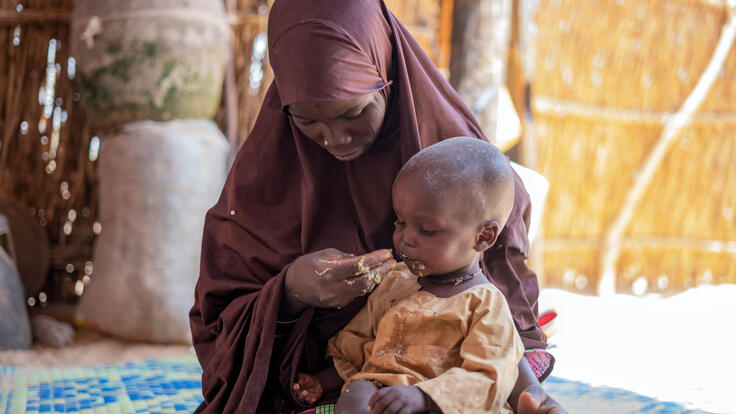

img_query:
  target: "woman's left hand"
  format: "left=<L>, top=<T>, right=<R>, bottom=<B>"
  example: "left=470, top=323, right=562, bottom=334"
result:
left=517, top=384, right=567, bottom=414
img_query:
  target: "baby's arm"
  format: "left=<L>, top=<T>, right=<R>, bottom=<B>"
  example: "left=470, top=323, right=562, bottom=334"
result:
left=327, top=272, right=396, bottom=381
left=294, top=284, right=381, bottom=407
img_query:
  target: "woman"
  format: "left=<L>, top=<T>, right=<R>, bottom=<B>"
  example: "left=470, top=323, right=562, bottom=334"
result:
left=190, top=0, right=564, bottom=412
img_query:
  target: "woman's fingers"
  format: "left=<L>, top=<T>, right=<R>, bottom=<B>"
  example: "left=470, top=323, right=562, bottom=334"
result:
left=346, top=258, right=396, bottom=295
left=323, top=249, right=393, bottom=276
left=371, top=258, right=397, bottom=277
left=302, top=248, right=396, bottom=307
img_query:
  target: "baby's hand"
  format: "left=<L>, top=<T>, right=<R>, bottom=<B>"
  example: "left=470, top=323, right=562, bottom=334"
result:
left=293, top=373, right=324, bottom=406
left=367, top=385, right=427, bottom=414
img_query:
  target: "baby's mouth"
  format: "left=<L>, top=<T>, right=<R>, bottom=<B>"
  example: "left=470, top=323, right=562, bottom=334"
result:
left=397, top=252, right=426, bottom=276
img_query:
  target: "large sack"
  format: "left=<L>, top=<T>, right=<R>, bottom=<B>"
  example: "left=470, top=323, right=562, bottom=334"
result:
left=78, top=120, right=228, bottom=343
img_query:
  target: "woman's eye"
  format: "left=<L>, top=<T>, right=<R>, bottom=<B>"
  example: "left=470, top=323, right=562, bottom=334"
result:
left=297, top=119, right=315, bottom=126
left=343, top=106, right=368, bottom=121
left=393, top=220, right=405, bottom=227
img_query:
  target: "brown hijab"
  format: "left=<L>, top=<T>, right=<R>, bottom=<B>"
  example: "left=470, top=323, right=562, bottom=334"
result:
left=190, top=0, right=545, bottom=412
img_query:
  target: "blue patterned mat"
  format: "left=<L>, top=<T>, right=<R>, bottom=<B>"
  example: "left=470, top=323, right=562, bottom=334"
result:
left=0, top=357, right=203, bottom=413
left=544, top=376, right=713, bottom=414
left=0, top=356, right=713, bottom=413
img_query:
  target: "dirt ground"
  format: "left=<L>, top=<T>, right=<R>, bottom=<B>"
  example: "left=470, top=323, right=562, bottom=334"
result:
left=0, top=328, right=192, bottom=367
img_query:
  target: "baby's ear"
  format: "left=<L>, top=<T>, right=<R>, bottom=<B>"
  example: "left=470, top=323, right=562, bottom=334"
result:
left=474, top=221, right=500, bottom=252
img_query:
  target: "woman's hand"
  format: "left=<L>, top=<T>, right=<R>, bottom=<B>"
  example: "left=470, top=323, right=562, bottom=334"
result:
left=283, top=248, right=396, bottom=314
left=293, top=373, right=323, bottom=406
left=517, top=384, right=567, bottom=414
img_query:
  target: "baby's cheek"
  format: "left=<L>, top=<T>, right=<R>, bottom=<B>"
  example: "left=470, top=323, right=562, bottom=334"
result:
left=391, top=231, right=401, bottom=251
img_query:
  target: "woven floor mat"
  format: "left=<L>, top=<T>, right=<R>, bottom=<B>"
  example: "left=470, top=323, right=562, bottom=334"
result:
left=0, top=357, right=203, bottom=413
left=0, top=356, right=714, bottom=414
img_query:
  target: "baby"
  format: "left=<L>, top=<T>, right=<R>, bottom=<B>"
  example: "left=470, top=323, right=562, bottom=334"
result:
left=293, top=137, right=524, bottom=414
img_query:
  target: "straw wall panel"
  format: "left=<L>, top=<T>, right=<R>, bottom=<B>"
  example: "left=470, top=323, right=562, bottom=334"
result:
left=386, top=0, right=449, bottom=72
left=530, top=0, right=736, bottom=293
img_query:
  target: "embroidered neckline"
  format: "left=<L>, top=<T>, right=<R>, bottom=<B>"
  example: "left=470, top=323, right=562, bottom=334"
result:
left=424, top=269, right=483, bottom=285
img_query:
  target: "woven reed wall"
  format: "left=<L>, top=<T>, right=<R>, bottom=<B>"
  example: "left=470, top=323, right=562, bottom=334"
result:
left=386, top=0, right=453, bottom=75
left=0, top=0, right=96, bottom=304
left=528, top=0, right=736, bottom=293
left=0, top=0, right=450, bottom=303
left=213, top=0, right=271, bottom=150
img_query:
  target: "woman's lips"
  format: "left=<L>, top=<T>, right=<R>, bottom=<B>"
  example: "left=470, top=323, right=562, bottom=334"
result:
left=330, top=148, right=362, bottom=161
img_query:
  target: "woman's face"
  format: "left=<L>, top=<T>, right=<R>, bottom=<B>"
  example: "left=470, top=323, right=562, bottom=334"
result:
left=287, top=91, right=387, bottom=161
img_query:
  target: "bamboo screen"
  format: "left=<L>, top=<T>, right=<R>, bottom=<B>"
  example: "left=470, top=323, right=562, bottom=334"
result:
left=528, top=0, right=736, bottom=294
left=0, top=0, right=95, bottom=306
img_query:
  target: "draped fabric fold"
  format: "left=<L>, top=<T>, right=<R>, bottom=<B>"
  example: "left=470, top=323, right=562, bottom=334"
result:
left=190, top=1, right=546, bottom=412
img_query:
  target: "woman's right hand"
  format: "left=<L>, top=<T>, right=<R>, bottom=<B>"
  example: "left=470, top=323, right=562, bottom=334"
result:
left=282, top=248, right=396, bottom=314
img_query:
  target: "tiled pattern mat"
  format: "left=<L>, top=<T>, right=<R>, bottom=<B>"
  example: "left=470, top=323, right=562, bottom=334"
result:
left=545, top=376, right=714, bottom=414
left=0, top=357, right=203, bottom=413
left=0, top=357, right=714, bottom=414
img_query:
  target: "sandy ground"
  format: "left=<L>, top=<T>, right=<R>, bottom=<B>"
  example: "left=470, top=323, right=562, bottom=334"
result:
left=540, top=284, right=736, bottom=414
left=0, top=328, right=192, bottom=367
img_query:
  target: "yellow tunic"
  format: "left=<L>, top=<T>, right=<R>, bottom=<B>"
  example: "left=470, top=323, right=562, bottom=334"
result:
left=327, top=264, right=524, bottom=414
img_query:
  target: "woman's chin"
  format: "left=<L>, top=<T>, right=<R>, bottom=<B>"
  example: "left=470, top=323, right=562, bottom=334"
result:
left=330, top=148, right=365, bottom=161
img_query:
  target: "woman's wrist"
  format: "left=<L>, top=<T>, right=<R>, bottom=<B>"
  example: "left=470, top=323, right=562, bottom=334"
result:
left=281, top=264, right=308, bottom=317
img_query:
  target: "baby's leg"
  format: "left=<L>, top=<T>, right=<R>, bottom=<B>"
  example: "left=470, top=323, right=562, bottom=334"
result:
left=335, top=379, right=378, bottom=414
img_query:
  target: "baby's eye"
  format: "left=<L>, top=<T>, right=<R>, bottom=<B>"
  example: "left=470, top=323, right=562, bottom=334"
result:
left=393, top=220, right=405, bottom=227
left=419, top=228, right=437, bottom=236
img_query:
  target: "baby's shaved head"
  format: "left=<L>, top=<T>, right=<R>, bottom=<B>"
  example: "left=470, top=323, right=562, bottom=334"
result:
left=395, top=137, right=515, bottom=228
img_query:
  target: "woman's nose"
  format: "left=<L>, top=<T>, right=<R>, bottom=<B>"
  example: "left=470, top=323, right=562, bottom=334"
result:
left=323, top=127, right=352, bottom=146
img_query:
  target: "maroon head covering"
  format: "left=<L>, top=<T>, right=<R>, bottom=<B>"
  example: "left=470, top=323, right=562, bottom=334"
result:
left=190, top=0, right=545, bottom=412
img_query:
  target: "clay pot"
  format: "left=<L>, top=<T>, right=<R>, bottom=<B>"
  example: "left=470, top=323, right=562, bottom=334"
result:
left=70, top=0, right=230, bottom=129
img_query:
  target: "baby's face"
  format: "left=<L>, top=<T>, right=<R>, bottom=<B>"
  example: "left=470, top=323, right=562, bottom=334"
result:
left=391, top=172, right=480, bottom=277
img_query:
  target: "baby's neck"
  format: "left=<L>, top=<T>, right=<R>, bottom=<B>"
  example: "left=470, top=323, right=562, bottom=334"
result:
left=417, top=265, right=489, bottom=298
